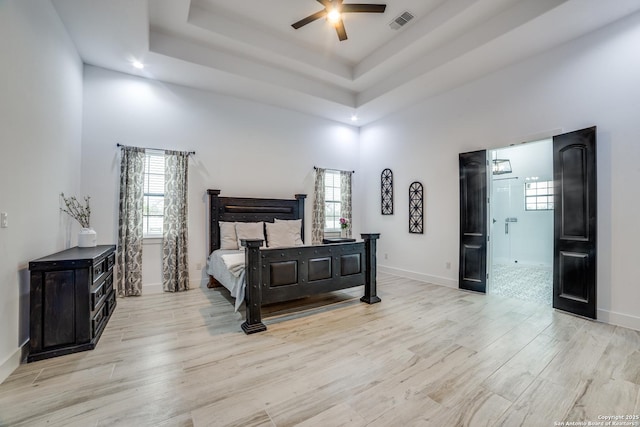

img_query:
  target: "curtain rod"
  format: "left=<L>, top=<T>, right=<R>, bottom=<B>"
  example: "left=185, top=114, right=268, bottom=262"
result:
left=117, top=143, right=195, bottom=155
left=314, top=166, right=355, bottom=174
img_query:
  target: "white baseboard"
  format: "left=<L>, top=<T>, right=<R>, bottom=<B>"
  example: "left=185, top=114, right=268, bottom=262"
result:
left=597, top=309, right=640, bottom=332
left=192, top=278, right=209, bottom=288
left=142, top=282, right=163, bottom=294
left=142, top=278, right=210, bottom=294
left=378, top=265, right=458, bottom=288
left=0, top=348, right=22, bottom=385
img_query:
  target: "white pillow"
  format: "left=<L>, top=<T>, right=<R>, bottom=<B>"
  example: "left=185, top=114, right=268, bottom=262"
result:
left=266, top=221, right=298, bottom=248
left=219, top=221, right=238, bottom=250
left=273, top=219, right=303, bottom=246
left=235, top=222, right=265, bottom=248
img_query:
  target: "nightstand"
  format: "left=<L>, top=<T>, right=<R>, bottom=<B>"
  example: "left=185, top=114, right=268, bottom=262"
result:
left=322, top=237, right=356, bottom=244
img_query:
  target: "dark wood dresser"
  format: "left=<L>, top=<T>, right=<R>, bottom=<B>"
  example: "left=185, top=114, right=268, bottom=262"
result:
left=28, top=245, right=116, bottom=362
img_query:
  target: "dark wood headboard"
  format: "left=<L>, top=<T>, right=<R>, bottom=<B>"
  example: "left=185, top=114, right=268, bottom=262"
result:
left=207, top=189, right=307, bottom=254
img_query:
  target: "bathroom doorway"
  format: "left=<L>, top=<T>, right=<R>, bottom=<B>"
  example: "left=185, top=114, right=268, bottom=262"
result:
left=459, top=127, right=597, bottom=317
left=488, top=139, right=553, bottom=305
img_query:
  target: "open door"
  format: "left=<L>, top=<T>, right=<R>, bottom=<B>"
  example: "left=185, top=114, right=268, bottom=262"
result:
left=459, top=150, right=487, bottom=293
left=553, top=127, right=597, bottom=318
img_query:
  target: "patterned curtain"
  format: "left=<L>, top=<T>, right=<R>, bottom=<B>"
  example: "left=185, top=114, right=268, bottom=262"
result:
left=340, top=171, right=353, bottom=238
left=312, top=168, right=326, bottom=244
left=117, top=146, right=145, bottom=297
left=162, top=150, right=190, bottom=292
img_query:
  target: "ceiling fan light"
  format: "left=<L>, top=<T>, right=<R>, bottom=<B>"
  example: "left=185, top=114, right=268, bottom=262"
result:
left=327, top=9, right=341, bottom=24
left=492, top=159, right=512, bottom=175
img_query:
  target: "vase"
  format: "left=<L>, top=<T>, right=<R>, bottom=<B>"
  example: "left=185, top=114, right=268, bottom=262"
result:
left=78, top=228, right=97, bottom=247
left=341, top=228, right=347, bottom=238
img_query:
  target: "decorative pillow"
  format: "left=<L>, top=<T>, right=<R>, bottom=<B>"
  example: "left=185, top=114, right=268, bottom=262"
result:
left=266, top=221, right=298, bottom=248
left=219, top=221, right=239, bottom=250
left=235, top=222, right=265, bottom=248
left=273, top=219, right=304, bottom=246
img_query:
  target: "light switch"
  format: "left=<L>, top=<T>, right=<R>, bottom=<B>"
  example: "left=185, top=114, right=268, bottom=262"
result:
left=1, top=212, right=7, bottom=228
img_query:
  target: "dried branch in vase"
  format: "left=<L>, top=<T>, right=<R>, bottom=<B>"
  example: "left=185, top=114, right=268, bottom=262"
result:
left=60, top=192, right=91, bottom=229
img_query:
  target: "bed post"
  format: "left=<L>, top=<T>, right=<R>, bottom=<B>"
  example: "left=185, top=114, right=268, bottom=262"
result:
left=241, top=239, right=267, bottom=334
left=207, top=189, right=221, bottom=255
left=295, top=194, right=306, bottom=243
left=361, top=233, right=382, bottom=304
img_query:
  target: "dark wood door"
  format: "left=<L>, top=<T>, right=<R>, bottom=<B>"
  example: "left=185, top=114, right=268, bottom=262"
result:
left=553, top=127, right=597, bottom=318
left=459, top=150, right=487, bottom=293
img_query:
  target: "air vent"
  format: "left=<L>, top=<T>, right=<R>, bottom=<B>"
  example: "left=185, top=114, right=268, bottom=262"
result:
left=389, top=11, right=414, bottom=30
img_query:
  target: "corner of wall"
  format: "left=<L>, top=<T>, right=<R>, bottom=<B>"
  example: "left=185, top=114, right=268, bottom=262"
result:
left=597, top=309, right=640, bottom=332
left=0, top=348, right=23, bottom=385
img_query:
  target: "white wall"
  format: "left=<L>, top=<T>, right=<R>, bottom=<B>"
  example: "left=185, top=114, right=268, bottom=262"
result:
left=360, top=11, right=640, bottom=330
left=80, top=66, right=360, bottom=288
left=0, top=0, right=83, bottom=382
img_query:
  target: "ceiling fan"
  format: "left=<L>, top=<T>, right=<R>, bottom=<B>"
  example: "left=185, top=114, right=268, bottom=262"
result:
left=292, top=0, right=387, bottom=41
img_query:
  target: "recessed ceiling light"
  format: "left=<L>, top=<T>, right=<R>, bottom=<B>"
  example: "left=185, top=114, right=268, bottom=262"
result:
left=351, top=114, right=358, bottom=122
left=132, top=61, right=144, bottom=70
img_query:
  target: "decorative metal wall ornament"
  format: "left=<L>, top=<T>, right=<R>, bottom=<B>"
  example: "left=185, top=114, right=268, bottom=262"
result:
left=408, top=181, right=424, bottom=234
left=381, top=168, right=393, bottom=215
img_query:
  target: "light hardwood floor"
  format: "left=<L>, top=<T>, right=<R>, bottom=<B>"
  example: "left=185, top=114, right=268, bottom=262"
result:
left=1, top=273, right=639, bottom=427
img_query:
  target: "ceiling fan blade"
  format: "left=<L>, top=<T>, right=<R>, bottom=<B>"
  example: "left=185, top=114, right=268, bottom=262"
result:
left=316, top=0, right=332, bottom=7
left=341, top=4, right=386, bottom=13
left=335, top=19, right=348, bottom=41
left=292, top=10, right=327, bottom=29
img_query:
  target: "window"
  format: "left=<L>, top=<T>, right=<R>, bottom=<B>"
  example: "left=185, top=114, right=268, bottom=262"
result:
left=324, top=170, right=342, bottom=231
left=143, top=150, right=165, bottom=237
left=525, top=180, right=554, bottom=211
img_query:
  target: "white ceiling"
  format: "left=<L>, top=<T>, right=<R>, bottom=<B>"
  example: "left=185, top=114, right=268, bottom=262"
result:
left=52, top=0, right=640, bottom=126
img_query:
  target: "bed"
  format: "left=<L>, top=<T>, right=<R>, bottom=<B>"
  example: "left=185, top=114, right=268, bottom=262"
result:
left=206, top=189, right=381, bottom=334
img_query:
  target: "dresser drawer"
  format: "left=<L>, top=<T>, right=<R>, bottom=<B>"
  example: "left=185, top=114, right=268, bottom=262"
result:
left=92, top=305, right=106, bottom=337
left=107, top=252, right=115, bottom=271
left=91, top=280, right=107, bottom=312
left=104, top=271, right=114, bottom=296
left=106, top=291, right=116, bottom=316
left=92, top=258, right=106, bottom=283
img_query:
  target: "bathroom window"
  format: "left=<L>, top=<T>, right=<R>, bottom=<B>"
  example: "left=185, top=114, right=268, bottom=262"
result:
left=525, top=181, right=554, bottom=211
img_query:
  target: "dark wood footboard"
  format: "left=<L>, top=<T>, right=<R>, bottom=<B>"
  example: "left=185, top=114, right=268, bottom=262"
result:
left=241, top=234, right=381, bottom=334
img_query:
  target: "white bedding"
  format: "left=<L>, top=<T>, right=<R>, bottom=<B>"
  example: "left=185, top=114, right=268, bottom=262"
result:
left=207, top=241, right=311, bottom=312
left=222, top=252, right=245, bottom=277
left=206, top=249, right=246, bottom=312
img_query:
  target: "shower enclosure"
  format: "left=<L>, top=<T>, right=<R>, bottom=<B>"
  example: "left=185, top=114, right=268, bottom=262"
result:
left=489, top=140, right=554, bottom=304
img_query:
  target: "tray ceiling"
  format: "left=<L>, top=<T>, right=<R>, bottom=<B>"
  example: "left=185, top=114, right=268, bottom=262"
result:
left=52, top=0, right=640, bottom=125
